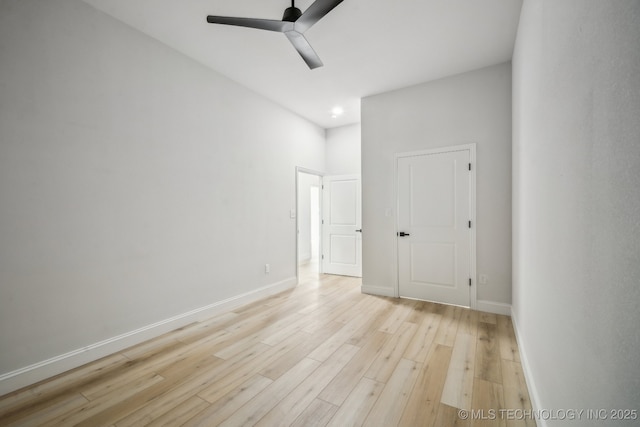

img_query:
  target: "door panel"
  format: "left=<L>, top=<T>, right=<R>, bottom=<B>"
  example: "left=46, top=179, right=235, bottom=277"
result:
left=329, top=180, right=357, bottom=225
left=398, top=150, right=470, bottom=306
left=323, top=175, right=362, bottom=277
left=330, top=235, right=357, bottom=264
left=410, top=243, right=456, bottom=286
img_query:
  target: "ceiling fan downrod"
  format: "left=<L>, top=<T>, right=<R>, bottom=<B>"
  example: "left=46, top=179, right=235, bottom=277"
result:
left=282, top=0, right=302, bottom=22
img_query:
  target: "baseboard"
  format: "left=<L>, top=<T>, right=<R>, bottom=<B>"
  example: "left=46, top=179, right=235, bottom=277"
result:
left=510, top=308, right=547, bottom=427
left=0, top=277, right=297, bottom=397
left=476, top=300, right=512, bottom=315
left=361, top=284, right=396, bottom=297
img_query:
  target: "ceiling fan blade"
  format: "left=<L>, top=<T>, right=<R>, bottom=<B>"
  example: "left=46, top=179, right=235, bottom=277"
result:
left=285, top=31, right=323, bottom=69
left=294, top=0, right=344, bottom=33
left=206, top=16, right=293, bottom=32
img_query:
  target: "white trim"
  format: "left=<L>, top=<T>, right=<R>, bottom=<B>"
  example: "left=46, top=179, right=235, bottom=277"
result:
left=0, top=277, right=297, bottom=396
left=394, top=143, right=477, bottom=308
left=510, top=308, right=547, bottom=427
left=361, top=284, right=396, bottom=297
left=475, top=300, right=512, bottom=315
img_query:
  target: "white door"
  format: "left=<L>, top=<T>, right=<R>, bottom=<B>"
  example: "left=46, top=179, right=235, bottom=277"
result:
left=397, top=150, right=472, bottom=306
left=322, top=175, right=362, bottom=277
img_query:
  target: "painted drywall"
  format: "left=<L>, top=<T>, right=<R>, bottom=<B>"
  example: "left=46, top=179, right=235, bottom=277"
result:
left=512, top=0, right=640, bottom=424
left=297, top=172, right=321, bottom=263
left=326, top=123, right=361, bottom=175
left=361, top=63, right=512, bottom=305
left=0, top=0, right=324, bottom=382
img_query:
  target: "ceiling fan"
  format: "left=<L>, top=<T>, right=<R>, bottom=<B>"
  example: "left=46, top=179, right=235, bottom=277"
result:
left=206, top=0, right=344, bottom=69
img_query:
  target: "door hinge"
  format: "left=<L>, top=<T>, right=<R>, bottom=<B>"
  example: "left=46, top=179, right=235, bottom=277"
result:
left=322, top=254, right=324, bottom=260
left=469, top=278, right=472, bottom=287
left=468, top=163, right=471, bottom=171
left=468, top=220, right=471, bottom=228
left=322, top=219, right=324, bottom=224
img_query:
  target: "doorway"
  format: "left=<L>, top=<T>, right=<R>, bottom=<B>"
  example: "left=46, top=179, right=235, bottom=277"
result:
left=296, top=169, right=322, bottom=282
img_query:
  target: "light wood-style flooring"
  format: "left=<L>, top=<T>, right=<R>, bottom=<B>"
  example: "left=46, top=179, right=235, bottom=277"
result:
left=0, top=271, right=535, bottom=426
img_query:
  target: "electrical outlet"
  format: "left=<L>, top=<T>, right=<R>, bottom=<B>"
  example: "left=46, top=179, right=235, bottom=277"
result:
left=479, top=274, right=488, bottom=285
left=265, top=264, right=270, bottom=274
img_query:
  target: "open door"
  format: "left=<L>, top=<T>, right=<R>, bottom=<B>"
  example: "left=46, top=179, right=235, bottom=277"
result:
left=322, top=175, right=362, bottom=277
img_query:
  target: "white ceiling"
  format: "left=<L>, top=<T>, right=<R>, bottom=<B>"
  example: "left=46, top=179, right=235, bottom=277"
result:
left=82, top=0, right=523, bottom=129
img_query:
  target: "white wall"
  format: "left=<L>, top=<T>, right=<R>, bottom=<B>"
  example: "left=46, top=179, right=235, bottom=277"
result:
left=326, top=123, right=361, bottom=175
left=0, top=0, right=325, bottom=391
left=361, top=63, right=512, bottom=306
left=512, top=1, right=640, bottom=423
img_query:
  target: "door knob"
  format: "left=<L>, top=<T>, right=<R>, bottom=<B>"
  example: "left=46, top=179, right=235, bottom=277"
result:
left=398, top=231, right=410, bottom=237
left=355, top=229, right=362, bottom=232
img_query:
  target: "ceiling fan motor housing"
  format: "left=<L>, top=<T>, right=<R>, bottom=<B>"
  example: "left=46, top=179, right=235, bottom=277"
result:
left=282, top=6, right=302, bottom=22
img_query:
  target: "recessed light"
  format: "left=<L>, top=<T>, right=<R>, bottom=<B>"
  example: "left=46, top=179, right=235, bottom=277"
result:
left=331, top=106, right=344, bottom=117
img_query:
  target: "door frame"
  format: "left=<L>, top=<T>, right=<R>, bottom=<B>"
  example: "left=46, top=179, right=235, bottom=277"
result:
left=394, top=143, right=477, bottom=309
left=295, top=167, right=324, bottom=282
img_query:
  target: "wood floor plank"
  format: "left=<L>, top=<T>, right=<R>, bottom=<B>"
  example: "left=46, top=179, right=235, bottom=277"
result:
left=307, top=310, right=373, bottom=362
left=326, top=377, right=385, bottom=427
left=112, top=356, right=228, bottom=427
left=182, top=375, right=273, bottom=426
left=144, top=395, right=210, bottom=427
left=501, top=360, right=536, bottom=427
left=378, top=299, right=417, bottom=334
left=403, top=311, right=442, bottom=362
left=479, top=312, right=498, bottom=325
left=405, top=300, right=430, bottom=324
left=297, top=283, right=360, bottom=317
left=434, top=403, right=471, bottom=427
left=497, top=315, right=521, bottom=363
left=0, top=270, right=535, bottom=427
left=290, top=398, right=338, bottom=427
left=255, top=344, right=359, bottom=427
left=434, top=305, right=462, bottom=346
left=217, top=357, right=321, bottom=427
left=79, top=369, right=211, bottom=427
left=213, top=313, right=303, bottom=360
left=332, top=293, right=385, bottom=324
left=3, top=393, right=88, bottom=427
left=196, top=331, right=310, bottom=404
left=260, top=312, right=318, bottom=346
left=471, top=378, right=505, bottom=427
left=398, top=344, right=453, bottom=427
left=43, top=373, right=165, bottom=427
left=346, top=299, right=396, bottom=346
left=107, top=341, right=270, bottom=426
left=458, top=308, right=479, bottom=337
left=475, top=321, right=502, bottom=384
left=301, top=291, right=367, bottom=334
left=363, top=358, right=422, bottom=427
left=441, top=333, right=476, bottom=410
left=0, top=353, right=129, bottom=418
left=258, top=323, right=343, bottom=381
left=365, top=321, right=418, bottom=383
left=318, top=331, right=389, bottom=406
